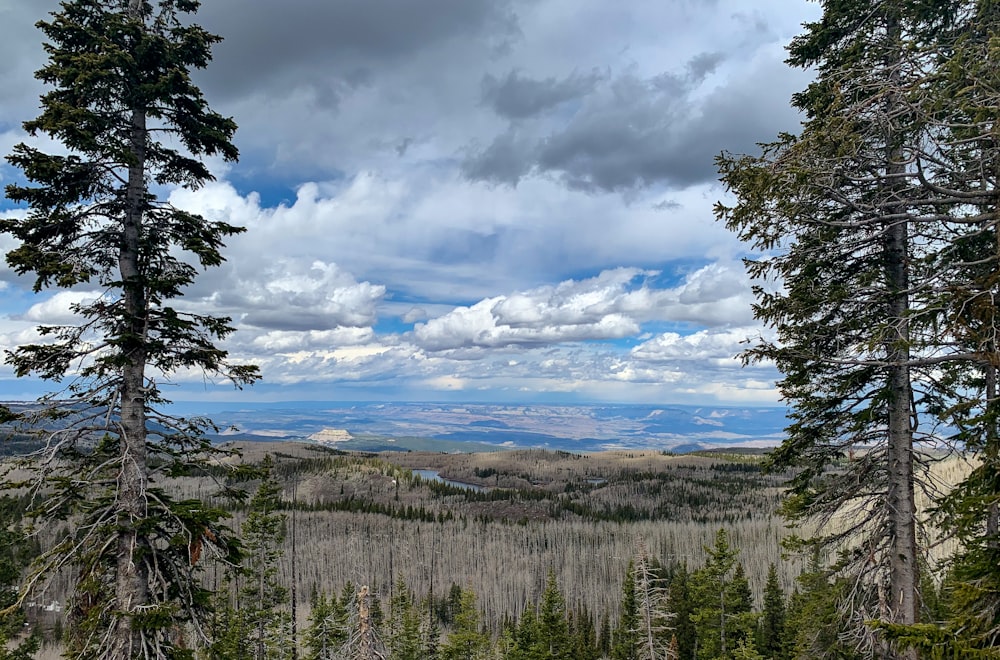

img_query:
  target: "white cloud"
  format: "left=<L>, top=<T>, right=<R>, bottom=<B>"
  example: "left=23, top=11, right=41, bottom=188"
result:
left=631, top=327, right=754, bottom=363
left=0, top=0, right=817, bottom=405
left=21, top=291, right=103, bottom=325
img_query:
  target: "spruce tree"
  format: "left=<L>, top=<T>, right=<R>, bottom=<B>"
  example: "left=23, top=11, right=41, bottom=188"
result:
left=920, top=4, right=1000, bottom=655
left=690, top=529, right=753, bottom=660
left=1, top=0, right=257, bottom=656
left=536, top=570, right=573, bottom=660
left=422, top=603, right=442, bottom=660
left=387, top=577, right=422, bottom=660
left=0, top=498, right=39, bottom=660
left=667, top=562, right=695, bottom=660
left=715, top=1, right=994, bottom=655
left=597, top=612, right=612, bottom=659
left=728, top=563, right=756, bottom=646
left=612, top=561, right=640, bottom=660
left=508, top=605, right=540, bottom=660
left=569, top=605, right=600, bottom=660
left=785, top=551, right=862, bottom=660
left=757, top=564, right=787, bottom=660
left=304, top=590, right=349, bottom=660
left=438, top=589, right=489, bottom=660
left=239, top=458, right=291, bottom=660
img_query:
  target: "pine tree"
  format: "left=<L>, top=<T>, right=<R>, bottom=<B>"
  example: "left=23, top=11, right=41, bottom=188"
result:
left=423, top=602, right=442, bottom=660
left=507, top=606, right=539, bottom=660
left=726, top=563, right=756, bottom=652
left=1, top=1, right=258, bottom=656
left=439, top=589, right=490, bottom=660
left=667, top=563, right=695, bottom=660
left=785, top=552, right=862, bottom=660
left=387, top=577, right=422, bottom=660
left=342, top=581, right=358, bottom=612
left=917, top=5, right=1000, bottom=656
left=690, top=530, right=755, bottom=660
left=536, top=570, right=573, bottom=660
left=204, top=591, right=252, bottom=660
left=598, top=612, right=612, bottom=659
left=304, top=590, right=349, bottom=660
left=239, top=458, right=292, bottom=660
left=0, top=498, right=39, bottom=660
left=569, top=605, right=600, bottom=660
left=612, top=561, right=640, bottom=660
left=714, top=1, right=991, bottom=655
left=757, top=564, right=787, bottom=660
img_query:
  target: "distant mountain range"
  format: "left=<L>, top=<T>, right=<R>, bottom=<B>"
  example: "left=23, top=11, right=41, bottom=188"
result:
left=163, top=401, right=790, bottom=453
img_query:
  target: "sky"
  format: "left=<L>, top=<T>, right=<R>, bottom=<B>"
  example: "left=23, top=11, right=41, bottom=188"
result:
left=0, top=0, right=821, bottom=406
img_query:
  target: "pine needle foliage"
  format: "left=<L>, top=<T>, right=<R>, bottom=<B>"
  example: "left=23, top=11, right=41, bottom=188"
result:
left=716, top=1, right=1000, bottom=654
left=1, top=1, right=258, bottom=657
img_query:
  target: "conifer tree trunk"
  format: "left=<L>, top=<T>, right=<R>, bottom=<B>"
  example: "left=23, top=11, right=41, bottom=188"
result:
left=883, top=11, right=919, bottom=641
left=112, top=83, right=152, bottom=660
left=885, top=210, right=919, bottom=652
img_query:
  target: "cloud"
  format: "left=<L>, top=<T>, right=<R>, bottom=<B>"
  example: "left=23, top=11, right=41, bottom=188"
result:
left=461, top=130, right=535, bottom=187
left=249, top=328, right=378, bottom=353
left=414, top=269, right=649, bottom=351
left=464, top=52, right=810, bottom=192
left=194, top=0, right=519, bottom=101
left=412, top=264, right=755, bottom=352
left=0, top=1, right=822, bottom=405
left=481, top=69, right=604, bottom=120
left=225, top=260, right=385, bottom=331
left=631, top=327, right=755, bottom=364
left=21, top=291, right=103, bottom=325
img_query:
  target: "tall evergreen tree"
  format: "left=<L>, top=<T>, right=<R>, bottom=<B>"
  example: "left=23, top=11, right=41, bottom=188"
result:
left=785, top=552, right=863, bottom=660
left=1, top=0, right=258, bottom=656
left=667, top=563, right=695, bottom=660
left=303, top=590, right=349, bottom=660
left=239, top=459, right=292, bottom=660
left=536, top=570, right=573, bottom=660
left=0, top=498, right=39, bottom=660
left=569, top=606, right=600, bottom=660
left=205, top=460, right=291, bottom=660
left=757, top=564, right=787, bottom=660
left=507, top=605, right=540, bottom=660
left=727, top=563, right=756, bottom=652
left=918, top=4, right=1000, bottom=656
left=423, top=602, right=442, bottom=660
left=598, top=612, right=612, bottom=659
left=690, top=530, right=756, bottom=660
left=387, top=577, right=423, bottom=660
left=439, top=589, right=490, bottom=660
left=612, top=560, right=640, bottom=660
left=715, top=1, right=994, bottom=655
left=498, top=569, right=572, bottom=660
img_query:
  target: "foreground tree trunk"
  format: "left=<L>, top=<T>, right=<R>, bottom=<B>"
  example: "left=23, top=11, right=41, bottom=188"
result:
left=882, top=10, right=918, bottom=645
left=111, top=73, right=153, bottom=658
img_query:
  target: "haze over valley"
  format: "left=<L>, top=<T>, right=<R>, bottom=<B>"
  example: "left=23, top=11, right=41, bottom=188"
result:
left=167, top=401, right=790, bottom=453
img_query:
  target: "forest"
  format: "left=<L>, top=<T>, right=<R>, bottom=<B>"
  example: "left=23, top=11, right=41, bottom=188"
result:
left=1, top=444, right=966, bottom=659
left=1, top=0, right=1000, bottom=659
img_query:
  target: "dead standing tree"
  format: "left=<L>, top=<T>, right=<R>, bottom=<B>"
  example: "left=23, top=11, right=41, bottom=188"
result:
left=344, top=585, right=387, bottom=660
